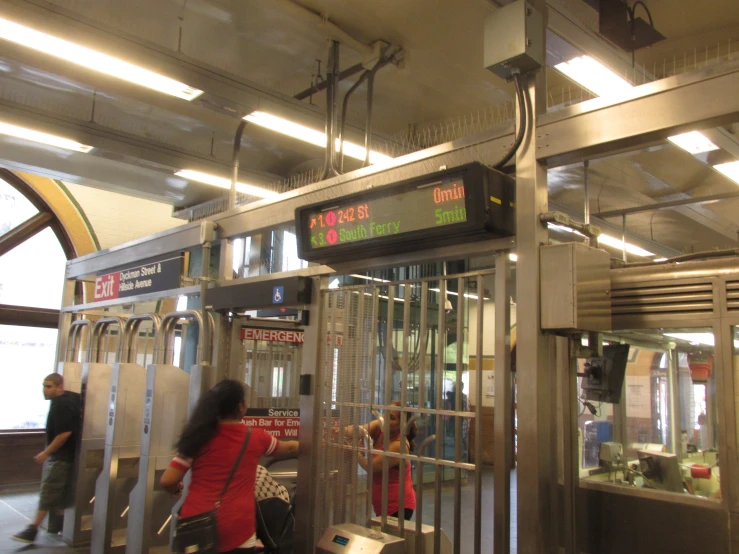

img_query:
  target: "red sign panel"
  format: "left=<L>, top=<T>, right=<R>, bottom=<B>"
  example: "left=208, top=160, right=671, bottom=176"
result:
left=241, top=328, right=305, bottom=343
left=94, top=273, right=120, bottom=301
left=243, top=408, right=300, bottom=439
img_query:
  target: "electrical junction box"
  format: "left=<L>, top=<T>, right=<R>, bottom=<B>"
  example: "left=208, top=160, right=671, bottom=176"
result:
left=540, top=242, right=611, bottom=332
left=484, top=0, right=544, bottom=80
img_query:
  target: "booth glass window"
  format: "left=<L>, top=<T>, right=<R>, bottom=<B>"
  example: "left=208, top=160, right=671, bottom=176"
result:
left=578, top=329, right=720, bottom=501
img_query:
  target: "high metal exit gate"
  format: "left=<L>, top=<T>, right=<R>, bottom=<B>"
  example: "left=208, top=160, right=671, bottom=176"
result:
left=308, top=262, right=513, bottom=554
left=238, top=321, right=303, bottom=409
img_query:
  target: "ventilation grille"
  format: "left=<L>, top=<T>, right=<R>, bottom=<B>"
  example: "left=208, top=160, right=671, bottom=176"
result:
left=727, top=281, right=739, bottom=312
left=611, top=282, right=714, bottom=316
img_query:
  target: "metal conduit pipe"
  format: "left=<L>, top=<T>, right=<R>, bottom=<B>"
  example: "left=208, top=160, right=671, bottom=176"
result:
left=157, top=310, right=211, bottom=365
left=91, top=316, right=127, bottom=363
left=229, top=120, right=247, bottom=211
left=66, top=319, right=94, bottom=362
left=362, top=53, right=398, bottom=168
left=338, top=69, right=371, bottom=173
left=122, top=314, right=162, bottom=364
left=322, top=41, right=341, bottom=180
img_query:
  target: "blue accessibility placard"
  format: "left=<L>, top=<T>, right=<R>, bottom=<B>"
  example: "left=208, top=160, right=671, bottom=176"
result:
left=272, top=286, right=284, bottom=304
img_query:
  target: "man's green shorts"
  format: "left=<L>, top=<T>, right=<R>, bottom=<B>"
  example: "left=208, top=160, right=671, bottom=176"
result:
left=39, top=460, right=72, bottom=511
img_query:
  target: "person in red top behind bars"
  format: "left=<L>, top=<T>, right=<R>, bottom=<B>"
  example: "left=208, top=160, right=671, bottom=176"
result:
left=161, top=380, right=298, bottom=554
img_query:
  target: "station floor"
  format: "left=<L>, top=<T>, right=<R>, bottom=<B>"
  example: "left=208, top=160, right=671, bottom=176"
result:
left=0, top=467, right=516, bottom=554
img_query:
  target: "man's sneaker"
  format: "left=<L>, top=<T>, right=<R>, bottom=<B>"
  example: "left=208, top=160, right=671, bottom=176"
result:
left=11, top=524, right=38, bottom=543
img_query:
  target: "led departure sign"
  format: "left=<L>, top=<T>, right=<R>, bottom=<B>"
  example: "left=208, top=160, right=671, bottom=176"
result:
left=306, top=180, right=467, bottom=249
left=296, top=162, right=515, bottom=263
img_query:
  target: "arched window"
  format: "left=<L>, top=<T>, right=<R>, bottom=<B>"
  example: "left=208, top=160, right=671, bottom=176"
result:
left=0, top=170, right=83, bottom=430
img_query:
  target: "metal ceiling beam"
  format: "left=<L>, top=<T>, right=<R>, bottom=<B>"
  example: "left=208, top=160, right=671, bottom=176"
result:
left=594, top=191, right=739, bottom=218
left=536, top=59, right=739, bottom=166
left=0, top=304, right=59, bottom=328
left=65, top=59, right=739, bottom=278
left=0, top=210, right=52, bottom=257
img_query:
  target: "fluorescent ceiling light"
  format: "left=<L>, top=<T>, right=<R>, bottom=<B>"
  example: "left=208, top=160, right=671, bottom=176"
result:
left=596, top=233, right=654, bottom=257
left=0, top=17, right=203, bottom=101
left=350, top=274, right=391, bottom=283
left=554, top=56, right=632, bottom=98
left=244, top=111, right=392, bottom=165
left=0, top=121, right=93, bottom=152
left=175, top=170, right=277, bottom=199
left=664, top=333, right=715, bottom=347
left=545, top=222, right=653, bottom=257
left=654, top=257, right=668, bottom=262
left=667, top=131, right=719, bottom=155
left=714, top=161, right=739, bottom=184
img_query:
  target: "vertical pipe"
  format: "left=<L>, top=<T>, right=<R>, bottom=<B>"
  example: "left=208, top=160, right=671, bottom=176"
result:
left=367, top=287, right=380, bottom=524
left=322, top=41, right=340, bottom=180
left=622, top=214, right=628, bottom=263
left=337, top=291, right=351, bottom=523
left=381, top=286, right=395, bottom=531
left=201, top=242, right=212, bottom=365
left=434, top=279, right=446, bottom=554
left=670, top=349, right=684, bottom=461
left=561, top=338, right=578, bottom=554
left=230, top=120, right=247, bottom=210
left=398, top=282, right=411, bottom=534
left=416, top=282, right=429, bottom=554
left=351, top=290, right=366, bottom=523
left=494, top=254, right=512, bottom=554
left=453, top=277, right=464, bottom=554
left=323, top=289, right=338, bottom=531
left=364, top=72, right=376, bottom=168
left=583, top=159, right=591, bottom=244
left=474, top=275, right=484, bottom=554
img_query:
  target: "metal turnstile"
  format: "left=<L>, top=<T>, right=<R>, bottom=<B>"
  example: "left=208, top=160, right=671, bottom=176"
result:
left=125, top=311, right=209, bottom=554
left=316, top=523, right=405, bottom=554
left=90, top=315, right=160, bottom=554
left=63, top=317, right=126, bottom=546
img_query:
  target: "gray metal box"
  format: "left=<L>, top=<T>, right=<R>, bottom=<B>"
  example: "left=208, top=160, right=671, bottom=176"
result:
left=484, top=0, right=544, bottom=80
left=540, top=243, right=611, bottom=331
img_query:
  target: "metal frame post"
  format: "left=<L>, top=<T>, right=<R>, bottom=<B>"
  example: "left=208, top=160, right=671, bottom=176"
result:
left=494, top=253, right=512, bottom=554
left=514, top=11, right=555, bottom=549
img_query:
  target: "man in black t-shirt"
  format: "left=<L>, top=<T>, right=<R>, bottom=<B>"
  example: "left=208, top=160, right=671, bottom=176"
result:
left=12, top=373, right=81, bottom=544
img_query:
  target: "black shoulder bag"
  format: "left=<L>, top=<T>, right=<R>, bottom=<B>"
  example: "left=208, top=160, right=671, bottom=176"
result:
left=172, top=427, right=253, bottom=554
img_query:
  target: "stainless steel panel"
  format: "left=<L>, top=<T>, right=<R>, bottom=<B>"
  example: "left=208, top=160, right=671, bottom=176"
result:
left=541, top=243, right=611, bottom=331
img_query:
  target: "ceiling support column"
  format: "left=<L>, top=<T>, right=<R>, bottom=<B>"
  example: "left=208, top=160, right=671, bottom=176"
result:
left=515, top=0, right=556, bottom=551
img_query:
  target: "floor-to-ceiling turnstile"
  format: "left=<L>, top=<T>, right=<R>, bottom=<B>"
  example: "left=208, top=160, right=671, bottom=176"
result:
left=125, top=310, right=211, bottom=554
left=63, top=317, right=127, bottom=547
left=300, top=262, right=512, bottom=554
left=90, top=315, right=160, bottom=554
left=237, top=318, right=304, bottom=409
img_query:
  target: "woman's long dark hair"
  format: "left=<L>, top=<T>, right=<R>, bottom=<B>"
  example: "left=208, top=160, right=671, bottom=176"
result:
left=176, top=379, right=246, bottom=458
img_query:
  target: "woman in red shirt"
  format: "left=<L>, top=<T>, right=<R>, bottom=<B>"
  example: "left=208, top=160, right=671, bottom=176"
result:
left=353, top=402, right=417, bottom=520
left=161, top=380, right=298, bottom=554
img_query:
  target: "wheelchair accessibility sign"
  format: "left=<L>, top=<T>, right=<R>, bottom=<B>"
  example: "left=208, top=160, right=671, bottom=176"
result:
left=272, top=286, right=284, bottom=304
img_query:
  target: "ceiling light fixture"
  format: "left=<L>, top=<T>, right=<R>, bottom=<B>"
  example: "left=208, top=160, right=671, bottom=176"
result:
left=555, top=56, right=717, bottom=156
left=175, top=170, right=277, bottom=199
left=553, top=56, right=632, bottom=98
left=595, top=233, right=654, bottom=257
left=0, top=121, right=93, bottom=153
left=244, top=111, right=392, bottom=165
left=0, top=17, right=203, bottom=101
left=508, top=253, right=518, bottom=261
left=714, top=160, right=739, bottom=185
left=667, top=131, right=719, bottom=155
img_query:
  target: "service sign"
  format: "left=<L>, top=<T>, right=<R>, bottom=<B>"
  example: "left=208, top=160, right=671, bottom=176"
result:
left=243, top=408, right=300, bottom=438
left=94, top=254, right=183, bottom=301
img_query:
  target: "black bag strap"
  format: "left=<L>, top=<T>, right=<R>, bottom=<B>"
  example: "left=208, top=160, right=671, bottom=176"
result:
left=216, top=427, right=252, bottom=509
